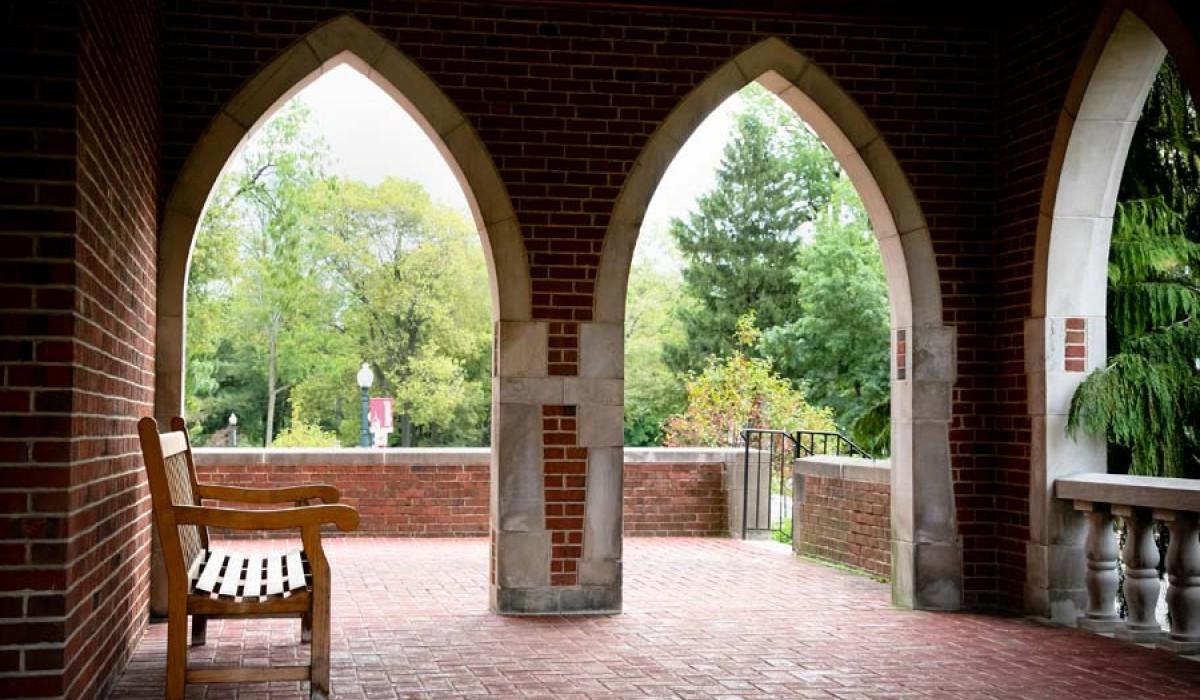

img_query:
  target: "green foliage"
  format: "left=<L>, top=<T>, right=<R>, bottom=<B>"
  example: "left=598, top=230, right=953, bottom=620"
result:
left=761, top=176, right=890, bottom=438
left=665, top=314, right=836, bottom=447
left=623, top=230, right=688, bottom=445
left=665, top=83, right=837, bottom=376
left=1068, top=59, right=1200, bottom=477
left=185, top=100, right=491, bottom=447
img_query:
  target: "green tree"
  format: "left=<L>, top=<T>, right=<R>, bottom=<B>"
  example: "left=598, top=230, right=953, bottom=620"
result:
left=1068, top=58, right=1200, bottom=478
left=623, top=228, right=688, bottom=445
left=665, top=84, right=838, bottom=375
left=319, top=177, right=492, bottom=446
left=185, top=100, right=338, bottom=445
left=665, top=314, right=836, bottom=447
left=761, top=176, right=890, bottom=441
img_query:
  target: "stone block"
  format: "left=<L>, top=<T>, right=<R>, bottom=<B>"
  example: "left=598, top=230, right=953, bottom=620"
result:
left=579, top=323, right=623, bottom=379
left=496, top=531, right=550, bottom=588
left=1044, top=217, right=1113, bottom=318
left=492, top=586, right=559, bottom=615
left=563, top=378, right=622, bottom=406
left=559, top=585, right=621, bottom=614
left=913, top=541, right=962, bottom=611
left=495, top=403, right=543, bottom=523
left=911, top=325, right=955, bottom=383
left=225, top=41, right=320, bottom=130
left=498, top=377, right=564, bottom=405
left=577, top=404, right=623, bottom=448
left=583, top=447, right=623, bottom=561
left=578, top=560, right=621, bottom=587
left=496, top=321, right=547, bottom=378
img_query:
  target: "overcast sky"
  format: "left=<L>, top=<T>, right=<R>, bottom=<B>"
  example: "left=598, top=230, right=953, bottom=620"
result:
left=240, top=64, right=743, bottom=271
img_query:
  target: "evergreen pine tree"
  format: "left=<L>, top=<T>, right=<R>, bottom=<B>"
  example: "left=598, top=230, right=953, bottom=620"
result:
left=1068, top=58, right=1200, bottom=478
left=664, top=85, right=837, bottom=375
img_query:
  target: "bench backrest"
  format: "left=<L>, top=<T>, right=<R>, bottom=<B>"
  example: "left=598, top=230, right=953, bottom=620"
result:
left=138, top=416, right=209, bottom=585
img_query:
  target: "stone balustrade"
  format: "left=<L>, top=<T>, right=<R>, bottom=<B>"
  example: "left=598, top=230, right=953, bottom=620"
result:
left=1055, top=473, right=1200, bottom=653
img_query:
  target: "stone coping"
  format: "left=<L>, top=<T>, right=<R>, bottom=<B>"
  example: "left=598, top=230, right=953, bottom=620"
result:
left=794, top=455, right=890, bottom=484
left=1055, top=472, right=1200, bottom=512
left=193, top=446, right=744, bottom=468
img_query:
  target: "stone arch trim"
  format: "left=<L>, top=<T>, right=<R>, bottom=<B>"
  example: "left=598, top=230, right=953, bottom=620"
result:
left=1026, top=0, right=1199, bottom=621
left=154, top=14, right=529, bottom=423
left=593, top=37, right=959, bottom=610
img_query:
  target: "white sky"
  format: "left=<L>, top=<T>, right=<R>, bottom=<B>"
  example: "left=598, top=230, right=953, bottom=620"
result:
left=249, top=65, right=742, bottom=273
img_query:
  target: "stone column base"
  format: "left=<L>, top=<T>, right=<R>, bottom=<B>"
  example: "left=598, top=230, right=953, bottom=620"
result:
left=1158, top=637, right=1200, bottom=655
left=1078, top=615, right=1120, bottom=633
left=491, top=584, right=621, bottom=615
left=1115, top=624, right=1164, bottom=644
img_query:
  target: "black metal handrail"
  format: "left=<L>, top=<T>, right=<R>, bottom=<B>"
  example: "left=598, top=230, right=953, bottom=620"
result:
left=794, top=429, right=873, bottom=460
left=738, top=427, right=874, bottom=543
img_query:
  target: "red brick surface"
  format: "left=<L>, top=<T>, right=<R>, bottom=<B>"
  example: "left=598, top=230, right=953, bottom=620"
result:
left=106, top=537, right=1200, bottom=699
left=194, top=455, right=728, bottom=540
left=795, top=474, right=890, bottom=578
left=543, top=405, right=585, bottom=586
left=623, top=462, right=726, bottom=537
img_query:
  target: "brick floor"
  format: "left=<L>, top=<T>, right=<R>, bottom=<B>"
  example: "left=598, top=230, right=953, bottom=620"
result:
left=107, top=537, right=1200, bottom=699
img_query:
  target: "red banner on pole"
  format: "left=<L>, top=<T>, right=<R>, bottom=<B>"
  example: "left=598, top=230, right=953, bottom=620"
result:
left=368, top=397, right=394, bottom=431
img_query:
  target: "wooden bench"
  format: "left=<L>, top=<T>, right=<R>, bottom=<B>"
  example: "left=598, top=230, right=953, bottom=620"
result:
left=138, top=416, right=359, bottom=700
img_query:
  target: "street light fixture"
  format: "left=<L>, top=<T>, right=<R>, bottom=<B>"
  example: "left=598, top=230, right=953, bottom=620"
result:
left=356, top=362, right=374, bottom=448
left=228, top=412, right=238, bottom=447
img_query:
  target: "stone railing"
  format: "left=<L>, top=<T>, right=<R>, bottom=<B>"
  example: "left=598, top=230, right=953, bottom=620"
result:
left=792, top=456, right=891, bottom=578
left=1056, top=473, right=1200, bottom=653
left=193, top=447, right=743, bottom=538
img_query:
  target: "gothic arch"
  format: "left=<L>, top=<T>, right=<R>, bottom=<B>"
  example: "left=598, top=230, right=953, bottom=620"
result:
left=1026, top=0, right=1199, bottom=621
left=150, top=14, right=528, bottom=615
left=595, top=37, right=959, bottom=610
left=154, top=14, right=529, bottom=424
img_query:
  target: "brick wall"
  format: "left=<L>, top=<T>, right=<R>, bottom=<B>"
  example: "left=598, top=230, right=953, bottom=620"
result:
left=0, top=2, right=157, bottom=698
left=624, top=462, right=727, bottom=537
left=987, top=1, right=1099, bottom=609
left=0, top=4, right=80, bottom=695
left=193, top=449, right=730, bottom=539
left=65, top=2, right=159, bottom=698
left=793, top=458, right=890, bottom=579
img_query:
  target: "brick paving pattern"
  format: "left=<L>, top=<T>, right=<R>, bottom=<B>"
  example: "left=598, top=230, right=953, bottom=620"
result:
left=107, top=538, right=1200, bottom=699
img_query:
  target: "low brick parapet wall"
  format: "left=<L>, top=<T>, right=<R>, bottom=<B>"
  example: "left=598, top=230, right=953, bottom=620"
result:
left=793, top=456, right=891, bottom=578
left=193, top=447, right=736, bottom=538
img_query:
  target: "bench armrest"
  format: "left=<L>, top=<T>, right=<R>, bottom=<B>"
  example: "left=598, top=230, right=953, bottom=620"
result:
left=173, top=504, right=359, bottom=533
left=195, top=483, right=340, bottom=504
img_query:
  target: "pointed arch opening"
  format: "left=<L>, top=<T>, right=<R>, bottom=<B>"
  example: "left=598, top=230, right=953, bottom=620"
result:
left=151, top=14, right=527, bottom=614
left=155, top=15, right=529, bottom=427
left=595, top=37, right=959, bottom=610
left=1027, top=0, right=1200, bottom=621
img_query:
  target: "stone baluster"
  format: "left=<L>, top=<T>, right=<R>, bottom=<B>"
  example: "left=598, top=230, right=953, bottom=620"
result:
left=1113, top=506, right=1162, bottom=642
left=1158, top=510, right=1200, bottom=653
left=1075, top=501, right=1119, bottom=632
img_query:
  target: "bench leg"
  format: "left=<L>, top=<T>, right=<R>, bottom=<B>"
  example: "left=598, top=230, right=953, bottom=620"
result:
left=167, top=606, right=188, bottom=700
left=301, top=612, right=312, bottom=643
left=190, top=614, right=208, bottom=646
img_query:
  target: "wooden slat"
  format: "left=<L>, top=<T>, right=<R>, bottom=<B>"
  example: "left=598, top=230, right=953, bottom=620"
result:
left=187, top=591, right=309, bottom=616
left=195, top=549, right=225, bottom=594
left=159, top=431, right=188, bottom=458
left=186, top=665, right=311, bottom=684
left=218, top=553, right=244, bottom=598
left=242, top=553, right=263, bottom=600
left=265, top=552, right=284, bottom=595
left=285, top=549, right=305, bottom=592
left=186, top=550, right=205, bottom=583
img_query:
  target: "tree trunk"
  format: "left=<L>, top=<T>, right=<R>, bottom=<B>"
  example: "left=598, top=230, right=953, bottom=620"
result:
left=400, top=413, right=412, bottom=447
left=265, top=319, right=278, bottom=446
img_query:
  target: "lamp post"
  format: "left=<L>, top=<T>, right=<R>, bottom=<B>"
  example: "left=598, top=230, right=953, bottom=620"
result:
left=228, top=412, right=238, bottom=447
left=356, top=362, right=374, bottom=448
